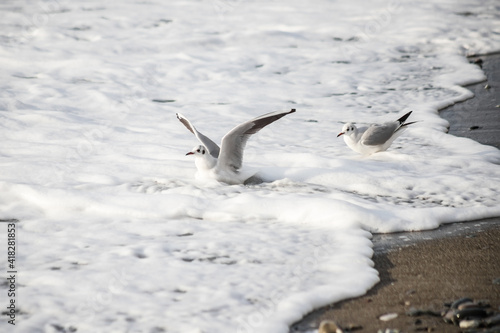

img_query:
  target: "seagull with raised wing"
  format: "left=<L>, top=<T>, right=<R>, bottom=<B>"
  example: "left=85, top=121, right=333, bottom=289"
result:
left=337, top=111, right=415, bottom=155
left=177, top=109, right=296, bottom=184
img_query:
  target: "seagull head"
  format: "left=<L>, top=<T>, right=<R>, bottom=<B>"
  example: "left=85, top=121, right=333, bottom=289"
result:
left=337, top=123, right=357, bottom=137
left=186, top=145, right=217, bottom=172
left=186, top=145, right=208, bottom=157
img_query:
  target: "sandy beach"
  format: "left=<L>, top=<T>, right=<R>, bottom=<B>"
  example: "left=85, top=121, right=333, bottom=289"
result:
left=294, top=224, right=500, bottom=332
left=291, top=53, right=500, bottom=333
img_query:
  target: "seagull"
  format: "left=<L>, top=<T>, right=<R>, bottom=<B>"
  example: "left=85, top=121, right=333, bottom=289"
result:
left=177, top=109, right=296, bottom=184
left=337, top=111, right=415, bottom=155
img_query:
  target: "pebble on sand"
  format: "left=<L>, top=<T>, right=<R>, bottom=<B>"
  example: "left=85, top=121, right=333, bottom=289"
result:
left=459, top=319, right=481, bottom=329
left=319, top=320, right=344, bottom=333
left=379, top=313, right=399, bottom=321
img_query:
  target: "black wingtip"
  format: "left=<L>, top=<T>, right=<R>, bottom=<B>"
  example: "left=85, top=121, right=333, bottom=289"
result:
left=290, top=108, right=296, bottom=113
left=397, top=111, right=412, bottom=124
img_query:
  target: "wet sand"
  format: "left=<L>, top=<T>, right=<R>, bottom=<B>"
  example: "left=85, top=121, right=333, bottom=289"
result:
left=440, top=52, right=500, bottom=149
left=293, top=226, right=500, bottom=333
left=291, top=53, right=500, bottom=333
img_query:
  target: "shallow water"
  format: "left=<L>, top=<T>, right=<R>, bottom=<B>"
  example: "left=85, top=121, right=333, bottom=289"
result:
left=373, top=217, right=500, bottom=254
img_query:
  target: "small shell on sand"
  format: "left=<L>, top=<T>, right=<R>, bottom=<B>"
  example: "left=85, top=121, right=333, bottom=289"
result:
left=379, top=313, right=398, bottom=321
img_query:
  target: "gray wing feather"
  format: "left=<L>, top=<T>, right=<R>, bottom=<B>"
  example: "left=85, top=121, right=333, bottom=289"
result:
left=361, top=122, right=399, bottom=146
left=362, top=111, right=414, bottom=146
left=176, top=113, right=220, bottom=158
left=218, top=109, right=296, bottom=171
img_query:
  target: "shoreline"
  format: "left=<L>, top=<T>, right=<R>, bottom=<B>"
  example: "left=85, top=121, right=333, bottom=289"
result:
left=291, top=53, right=500, bottom=332
left=372, top=217, right=500, bottom=254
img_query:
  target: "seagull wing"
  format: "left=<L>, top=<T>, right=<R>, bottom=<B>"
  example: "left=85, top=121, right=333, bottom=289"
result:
left=218, top=109, right=296, bottom=172
left=362, top=111, right=414, bottom=146
left=176, top=113, right=220, bottom=158
left=361, top=122, right=399, bottom=146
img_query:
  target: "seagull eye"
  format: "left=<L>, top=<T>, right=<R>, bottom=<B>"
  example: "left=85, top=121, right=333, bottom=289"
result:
left=196, top=149, right=200, bottom=153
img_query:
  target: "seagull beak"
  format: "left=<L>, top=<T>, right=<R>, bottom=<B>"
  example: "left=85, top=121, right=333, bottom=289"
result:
left=337, top=132, right=344, bottom=137
left=186, top=151, right=194, bottom=156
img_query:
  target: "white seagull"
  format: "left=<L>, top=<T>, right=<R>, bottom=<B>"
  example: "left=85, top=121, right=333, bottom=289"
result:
left=177, top=109, right=296, bottom=184
left=337, top=111, right=415, bottom=155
